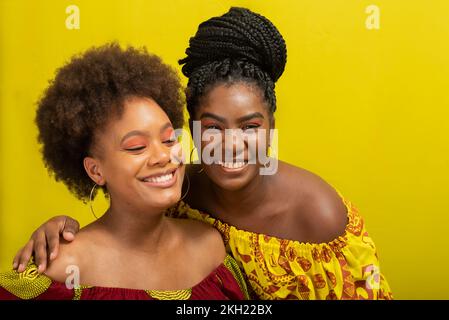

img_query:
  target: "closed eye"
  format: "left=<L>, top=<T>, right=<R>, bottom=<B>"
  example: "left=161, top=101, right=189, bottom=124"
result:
left=163, top=139, right=177, bottom=145
left=125, top=146, right=145, bottom=151
left=205, top=125, right=223, bottom=130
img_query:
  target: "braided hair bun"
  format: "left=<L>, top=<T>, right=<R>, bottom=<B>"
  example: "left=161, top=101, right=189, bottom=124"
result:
left=179, top=7, right=287, bottom=115
left=179, top=7, right=286, bottom=82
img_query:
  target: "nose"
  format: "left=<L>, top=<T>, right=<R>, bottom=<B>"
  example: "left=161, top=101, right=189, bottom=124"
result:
left=147, top=140, right=171, bottom=167
left=223, top=129, right=246, bottom=158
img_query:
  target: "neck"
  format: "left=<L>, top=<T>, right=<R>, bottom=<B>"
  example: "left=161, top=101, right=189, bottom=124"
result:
left=96, top=198, right=170, bottom=252
left=209, top=167, right=274, bottom=219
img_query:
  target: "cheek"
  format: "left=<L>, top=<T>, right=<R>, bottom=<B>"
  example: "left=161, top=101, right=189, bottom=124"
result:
left=200, top=130, right=223, bottom=146
left=102, top=154, right=146, bottom=183
left=260, top=129, right=271, bottom=151
left=244, top=132, right=270, bottom=160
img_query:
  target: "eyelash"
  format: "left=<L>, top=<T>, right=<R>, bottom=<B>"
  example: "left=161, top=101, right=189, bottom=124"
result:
left=163, top=139, right=177, bottom=145
left=125, top=139, right=176, bottom=152
left=243, top=124, right=260, bottom=130
left=205, top=125, right=222, bottom=130
left=125, top=146, right=145, bottom=152
left=205, top=124, right=261, bottom=130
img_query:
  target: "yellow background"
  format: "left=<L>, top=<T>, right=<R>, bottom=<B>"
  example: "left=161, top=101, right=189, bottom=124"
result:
left=1, top=0, right=448, bottom=299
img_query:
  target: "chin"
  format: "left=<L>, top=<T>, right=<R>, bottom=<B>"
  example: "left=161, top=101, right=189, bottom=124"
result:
left=206, top=165, right=260, bottom=191
left=215, top=180, right=247, bottom=191
left=148, top=190, right=182, bottom=209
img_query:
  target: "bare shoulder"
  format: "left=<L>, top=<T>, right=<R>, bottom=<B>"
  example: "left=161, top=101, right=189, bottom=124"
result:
left=43, top=227, right=99, bottom=283
left=279, top=161, right=348, bottom=242
left=173, top=218, right=226, bottom=267
left=43, top=238, right=85, bottom=283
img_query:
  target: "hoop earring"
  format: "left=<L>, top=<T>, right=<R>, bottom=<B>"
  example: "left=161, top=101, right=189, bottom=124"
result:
left=180, top=172, right=190, bottom=202
left=189, top=147, right=196, bottom=164
left=89, top=184, right=99, bottom=219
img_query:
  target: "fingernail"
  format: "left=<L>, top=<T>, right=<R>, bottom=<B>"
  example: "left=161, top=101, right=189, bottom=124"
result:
left=18, top=264, right=24, bottom=272
left=12, top=262, right=17, bottom=269
left=38, top=264, right=44, bottom=273
left=50, top=252, right=56, bottom=260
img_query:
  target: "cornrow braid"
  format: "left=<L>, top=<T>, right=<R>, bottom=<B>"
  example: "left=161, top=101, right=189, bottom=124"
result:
left=179, top=7, right=287, bottom=117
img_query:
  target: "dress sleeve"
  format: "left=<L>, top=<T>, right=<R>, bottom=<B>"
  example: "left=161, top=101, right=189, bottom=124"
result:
left=0, top=259, right=73, bottom=300
left=222, top=254, right=250, bottom=300
left=220, top=194, right=394, bottom=300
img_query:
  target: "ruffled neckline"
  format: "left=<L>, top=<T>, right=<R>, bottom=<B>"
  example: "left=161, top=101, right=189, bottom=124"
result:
left=172, top=189, right=364, bottom=252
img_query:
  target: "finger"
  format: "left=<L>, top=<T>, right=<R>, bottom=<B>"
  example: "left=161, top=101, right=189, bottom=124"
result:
left=61, top=217, right=80, bottom=241
left=42, top=217, right=63, bottom=259
left=47, top=231, right=61, bottom=261
left=62, top=231, right=75, bottom=242
left=17, top=240, right=34, bottom=273
left=12, top=246, right=25, bottom=269
left=33, top=232, right=48, bottom=274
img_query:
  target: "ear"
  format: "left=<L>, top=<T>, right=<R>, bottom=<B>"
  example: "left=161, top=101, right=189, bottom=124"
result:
left=83, top=157, right=105, bottom=186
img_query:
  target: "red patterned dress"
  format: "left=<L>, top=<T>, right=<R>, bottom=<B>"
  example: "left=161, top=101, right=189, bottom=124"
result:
left=0, top=255, right=249, bottom=300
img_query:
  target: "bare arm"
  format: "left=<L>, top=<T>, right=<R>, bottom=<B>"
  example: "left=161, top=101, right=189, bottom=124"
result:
left=12, top=215, right=80, bottom=273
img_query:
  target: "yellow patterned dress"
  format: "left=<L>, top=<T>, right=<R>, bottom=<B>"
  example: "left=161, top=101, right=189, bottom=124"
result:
left=168, top=193, right=393, bottom=300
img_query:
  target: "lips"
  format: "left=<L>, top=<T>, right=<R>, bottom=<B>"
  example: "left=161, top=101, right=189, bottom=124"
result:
left=143, top=172, right=174, bottom=183
left=215, top=160, right=249, bottom=173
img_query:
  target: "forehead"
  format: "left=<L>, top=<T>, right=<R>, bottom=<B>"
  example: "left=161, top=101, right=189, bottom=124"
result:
left=100, top=97, right=171, bottom=136
left=199, top=83, right=267, bottom=116
left=120, top=97, right=169, bottom=122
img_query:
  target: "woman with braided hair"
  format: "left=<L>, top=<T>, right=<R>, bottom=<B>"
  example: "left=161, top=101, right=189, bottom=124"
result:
left=12, top=7, right=392, bottom=300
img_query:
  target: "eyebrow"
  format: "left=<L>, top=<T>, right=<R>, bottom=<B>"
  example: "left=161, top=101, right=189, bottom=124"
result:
left=236, top=112, right=265, bottom=123
left=200, top=112, right=226, bottom=123
left=120, top=122, right=173, bottom=143
left=200, top=112, right=265, bottom=123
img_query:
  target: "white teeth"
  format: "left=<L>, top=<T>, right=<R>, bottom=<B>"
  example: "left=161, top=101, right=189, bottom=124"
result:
left=143, top=173, right=173, bottom=183
left=217, top=161, right=246, bottom=169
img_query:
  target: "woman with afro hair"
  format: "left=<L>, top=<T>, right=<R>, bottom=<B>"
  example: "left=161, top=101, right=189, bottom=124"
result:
left=0, top=43, right=248, bottom=300
left=13, top=7, right=392, bottom=300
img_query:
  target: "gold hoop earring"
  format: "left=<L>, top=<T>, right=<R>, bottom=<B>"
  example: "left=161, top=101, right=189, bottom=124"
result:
left=189, top=147, right=196, bottom=164
left=180, top=172, right=190, bottom=202
left=89, top=184, right=99, bottom=219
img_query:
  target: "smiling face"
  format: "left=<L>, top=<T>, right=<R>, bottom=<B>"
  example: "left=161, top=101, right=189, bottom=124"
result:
left=193, top=82, right=274, bottom=191
left=85, top=97, right=184, bottom=212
